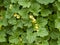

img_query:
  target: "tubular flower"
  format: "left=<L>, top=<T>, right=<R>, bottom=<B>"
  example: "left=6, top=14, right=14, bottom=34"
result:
left=34, top=24, right=39, bottom=31
left=14, top=13, right=20, bottom=19
left=9, top=4, right=13, bottom=9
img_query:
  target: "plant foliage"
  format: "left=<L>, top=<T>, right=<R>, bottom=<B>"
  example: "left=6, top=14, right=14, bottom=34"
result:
left=0, top=0, right=60, bottom=45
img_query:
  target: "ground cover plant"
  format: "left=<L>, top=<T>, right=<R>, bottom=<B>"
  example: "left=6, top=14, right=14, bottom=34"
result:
left=0, top=0, right=60, bottom=45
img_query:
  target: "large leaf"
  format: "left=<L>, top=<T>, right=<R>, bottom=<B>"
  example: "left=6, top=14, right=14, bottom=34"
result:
left=29, top=2, right=40, bottom=16
left=9, top=36, right=19, bottom=44
left=26, top=30, right=36, bottom=43
left=36, top=0, right=55, bottom=5
left=55, top=18, right=60, bottom=31
left=41, top=9, right=52, bottom=17
left=18, top=0, right=31, bottom=8
left=36, top=28, right=48, bottom=37
left=0, top=31, right=6, bottom=42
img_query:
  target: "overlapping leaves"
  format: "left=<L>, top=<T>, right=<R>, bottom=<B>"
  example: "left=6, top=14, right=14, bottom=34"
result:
left=0, top=0, right=60, bottom=45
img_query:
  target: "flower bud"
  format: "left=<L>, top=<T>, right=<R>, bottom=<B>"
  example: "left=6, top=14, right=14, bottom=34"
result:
left=16, top=15, right=20, bottom=19
left=14, top=13, right=17, bottom=17
left=9, top=4, right=13, bottom=9
left=19, top=38, right=22, bottom=41
left=32, top=18, right=36, bottom=23
left=34, top=24, right=39, bottom=31
left=29, top=15, right=34, bottom=19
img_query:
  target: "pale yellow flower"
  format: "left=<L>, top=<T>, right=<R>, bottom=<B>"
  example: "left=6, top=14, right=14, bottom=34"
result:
left=16, top=15, right=20, bottom=19
left=9, top=4, right=13, bottom=9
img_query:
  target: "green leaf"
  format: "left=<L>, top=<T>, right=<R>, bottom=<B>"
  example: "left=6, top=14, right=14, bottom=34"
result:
left=50, top=40, right=57, bottom=45
left=0, top=31, right=6, bottom=42
left=36, top=28, right=48, bottom=37
left=36, top=0, right=55, bottom=5
left=5, top=10, right=13, bottom=19
left=41, top=9, right=52, bottom=17
left=55, top=18, right=60, bottom=31
left=55, top=1, right=60, bottom=11
left=3, top=0, right=11, bottom=8
left=23, top=20, right=32, bottom=28
left=11, top=0, right=18, bottom=3
left=37, top=17, right=48, bottom=27
left=2, top=19, right=8, bottom=26
left=8, top=18, right=17, bottom=25
left=18, top=8, right=29, bottom=19
left=57, top=38, right=60, bottom=45
left=57, top=11, right=60, bottom=19
left=50, top=29, right=59, bottom=39
left=58, top=0, right=60, bottom=2
left=18, top=0, right=31, bottom=8
left=0, top=18, right=8, bottom=26
left=21, top=33, right=27, bottom=43
left=26, top=30, right=36, bottom=43
left=29, top=2, right=40, bottom=16
left=9, top=36, right=19, bottom=44
left=17, top=20, right=23, bottom=28
left=42, top=40, right=49, bottom=45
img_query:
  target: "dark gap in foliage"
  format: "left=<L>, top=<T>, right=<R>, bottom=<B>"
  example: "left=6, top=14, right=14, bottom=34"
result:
left=22, top=26, right=27, bottom=33
left=6, top=34, right=10, bottom=43
left=51, top=8, right=57, bottom=15
left=37, top=36, right=40, bottom=38
left=28, top=12, right=33, bottom=15
left=32, top=31, right=37, bottom=33
left=52, top=11, right=55, bottom=15
left=19, top=6, right=23, bottom=9
left=24, top=43, right=27, bottom=45
left=19, top=35, right=21, bottom=37
left=0, top=6, right=7, bottom=10
left=33, top=41, right=35, bottom=43
left=38, top=12, right=41, bottom=14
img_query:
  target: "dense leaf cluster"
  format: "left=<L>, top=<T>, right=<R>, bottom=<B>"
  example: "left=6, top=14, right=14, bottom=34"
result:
left=0, top=0, right=60, bottom=45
